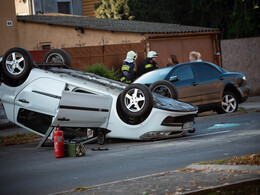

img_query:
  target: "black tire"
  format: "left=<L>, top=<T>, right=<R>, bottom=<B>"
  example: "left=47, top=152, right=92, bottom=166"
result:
left=2, top=47, right=33, bottom=83
left=120, top=84, right=153, bottom=117
left=43, top=49, right=71, bottom=68
left=149, top=80, right=178, bottom=100
left=97, top=130, right=105, bottom=145
left=216, top=91, right=238, bottom=114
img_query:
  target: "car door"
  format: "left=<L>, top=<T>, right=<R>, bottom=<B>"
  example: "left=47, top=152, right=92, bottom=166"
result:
left=14, top=78, right=66, bottom=136
left=52, top=90, right=113, bottom=129
left=191, top=62, right=224, bottom=105
left=167, top=64, right=202, bottom=105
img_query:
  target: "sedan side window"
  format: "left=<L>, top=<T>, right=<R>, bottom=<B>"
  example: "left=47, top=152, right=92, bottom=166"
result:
left=193, top=63, right=221, bottom=78
left=171, top=65, right=194, bottom=81
left=17, top=108, right=52, bottom=135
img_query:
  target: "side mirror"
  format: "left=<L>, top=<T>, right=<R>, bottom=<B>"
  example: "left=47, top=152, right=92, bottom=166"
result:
left=169, top=76, right=179, bottom=82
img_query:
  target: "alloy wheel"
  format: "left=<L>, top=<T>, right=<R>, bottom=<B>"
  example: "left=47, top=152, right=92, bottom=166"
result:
left=124, top=88, right=145, bottom=112
left=5, top=52, right=25, bottom=75
left=221, top=94, right=237, bottom=113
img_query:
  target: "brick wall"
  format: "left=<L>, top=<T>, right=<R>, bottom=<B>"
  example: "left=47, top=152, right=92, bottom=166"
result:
left=221, top=37, right=260, bottom=96
left=29, top=50, right=48, bottom=63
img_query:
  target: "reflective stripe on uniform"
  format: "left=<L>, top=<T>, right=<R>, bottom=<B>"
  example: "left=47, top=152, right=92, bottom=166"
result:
left=126, top=80, right=131, bottom=84
left=120, top=77, right=126, bottom=82
left=145, top=64, right=152, bottom=69
left=121, top=65, right=130, bottom=71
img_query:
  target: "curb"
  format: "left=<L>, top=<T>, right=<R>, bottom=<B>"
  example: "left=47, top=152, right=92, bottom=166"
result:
left=187, top=164, right=260, bottom=173
left=181, top=177, right=260, bottom=195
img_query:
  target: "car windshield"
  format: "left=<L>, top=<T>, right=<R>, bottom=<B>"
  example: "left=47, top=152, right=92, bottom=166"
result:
left=134, top=67, right=172, bottom=84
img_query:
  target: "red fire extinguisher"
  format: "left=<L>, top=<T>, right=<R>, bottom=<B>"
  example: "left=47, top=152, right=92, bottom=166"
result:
left=54, top=125, right=64, bottom=158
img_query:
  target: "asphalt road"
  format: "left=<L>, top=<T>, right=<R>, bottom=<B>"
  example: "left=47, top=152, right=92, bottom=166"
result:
left=0, top=110, right=259, bottom=195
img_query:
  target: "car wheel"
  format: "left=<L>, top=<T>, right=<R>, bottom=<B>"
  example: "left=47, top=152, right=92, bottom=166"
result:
left=97, top=130, right=105, bottom=145
left=2, top=47, right=33, bottom=84
left=149, top=80, right=178, bottom=99
left=216, top=91, right=238, bottom=114
left=120, top=84, right=153, bottom=117
left=43, top=49, right=71, bottom=68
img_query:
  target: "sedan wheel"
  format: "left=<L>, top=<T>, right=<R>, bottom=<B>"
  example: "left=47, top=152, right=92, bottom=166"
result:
left=97, top=130, right=105, bottom=145
left=43, top=49, right=71, bottom=68
left=120, top=84, right=153, bottom=117
left=5, top=52, right=25, bottom=76
left=217, top=91, right=238, bottom=114
left=149, top=80, right=178, bottom=100
left=125, top=88, right=145, bottom=112
left=2, top=47, right=33, bottom=86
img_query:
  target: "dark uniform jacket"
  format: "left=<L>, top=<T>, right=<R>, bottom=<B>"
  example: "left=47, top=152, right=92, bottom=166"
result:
left=120, top=60, right=137, bottom=84
left=139, top=58, right=158, bottom=77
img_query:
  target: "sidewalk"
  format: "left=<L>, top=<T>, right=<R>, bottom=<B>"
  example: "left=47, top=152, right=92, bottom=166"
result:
left=59, top=164, right=260, bottom=195
left=239, top=96, right=260, bottom=110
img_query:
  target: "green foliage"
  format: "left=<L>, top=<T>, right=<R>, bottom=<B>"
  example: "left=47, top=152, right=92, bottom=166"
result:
left=166, top=0, right=260, bottom=39
left=95, top=0, right=134, bottom=20
left=95, top=0, right=260, bottom=39
left=83, top=63, right=120, bottom=81
left=128, top=0, right=177, bottom=23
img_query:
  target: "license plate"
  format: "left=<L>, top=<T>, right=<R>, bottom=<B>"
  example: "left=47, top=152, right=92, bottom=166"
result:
left=183, top=121, right=194, bottom=129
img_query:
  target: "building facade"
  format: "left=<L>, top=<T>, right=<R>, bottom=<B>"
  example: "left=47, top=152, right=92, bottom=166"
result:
left=14, top=0, right=83, bottom=15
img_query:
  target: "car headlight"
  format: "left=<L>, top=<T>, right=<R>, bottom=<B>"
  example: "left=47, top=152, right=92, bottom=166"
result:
left=243, top=76, right=246, bottom=80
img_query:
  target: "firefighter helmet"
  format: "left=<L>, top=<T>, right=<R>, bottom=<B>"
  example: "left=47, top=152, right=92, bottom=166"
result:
left=147, top=51, right=158, bottom=58
left=126, top=51, right=137, bottom=60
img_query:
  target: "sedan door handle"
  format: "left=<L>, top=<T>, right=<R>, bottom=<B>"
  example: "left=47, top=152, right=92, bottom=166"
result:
left=18, top=99, right=29, bottom=103
left=219, top=77, right=224, bottom=80
left=192, top=82, right=198, bottom=86
left=57, top=117, right=70, bottom=121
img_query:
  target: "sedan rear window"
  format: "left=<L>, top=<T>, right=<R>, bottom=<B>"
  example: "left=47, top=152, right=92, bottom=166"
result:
left=193, top=63, right=221, bottom=77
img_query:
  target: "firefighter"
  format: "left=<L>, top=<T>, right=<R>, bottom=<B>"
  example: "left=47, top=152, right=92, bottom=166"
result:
left=139, top=51, right=159, bottom=77
left=120, top=51, right=137, bottom=84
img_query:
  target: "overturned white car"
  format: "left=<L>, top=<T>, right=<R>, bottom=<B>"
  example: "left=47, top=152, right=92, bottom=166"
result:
left=0, top=48, right=198, bottom=145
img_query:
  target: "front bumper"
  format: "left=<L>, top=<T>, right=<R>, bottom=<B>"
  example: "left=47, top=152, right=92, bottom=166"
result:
left=161, top=114, right=195, bottom=126
left=239, top=86, right=250, bottom=103
left=140, top=130, right=187, bottom=140
left=138, top=95, right=197, bottom=140
left=139, top=111, right=196, bottom=140
left=139, top=120, right=195, bottom=140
